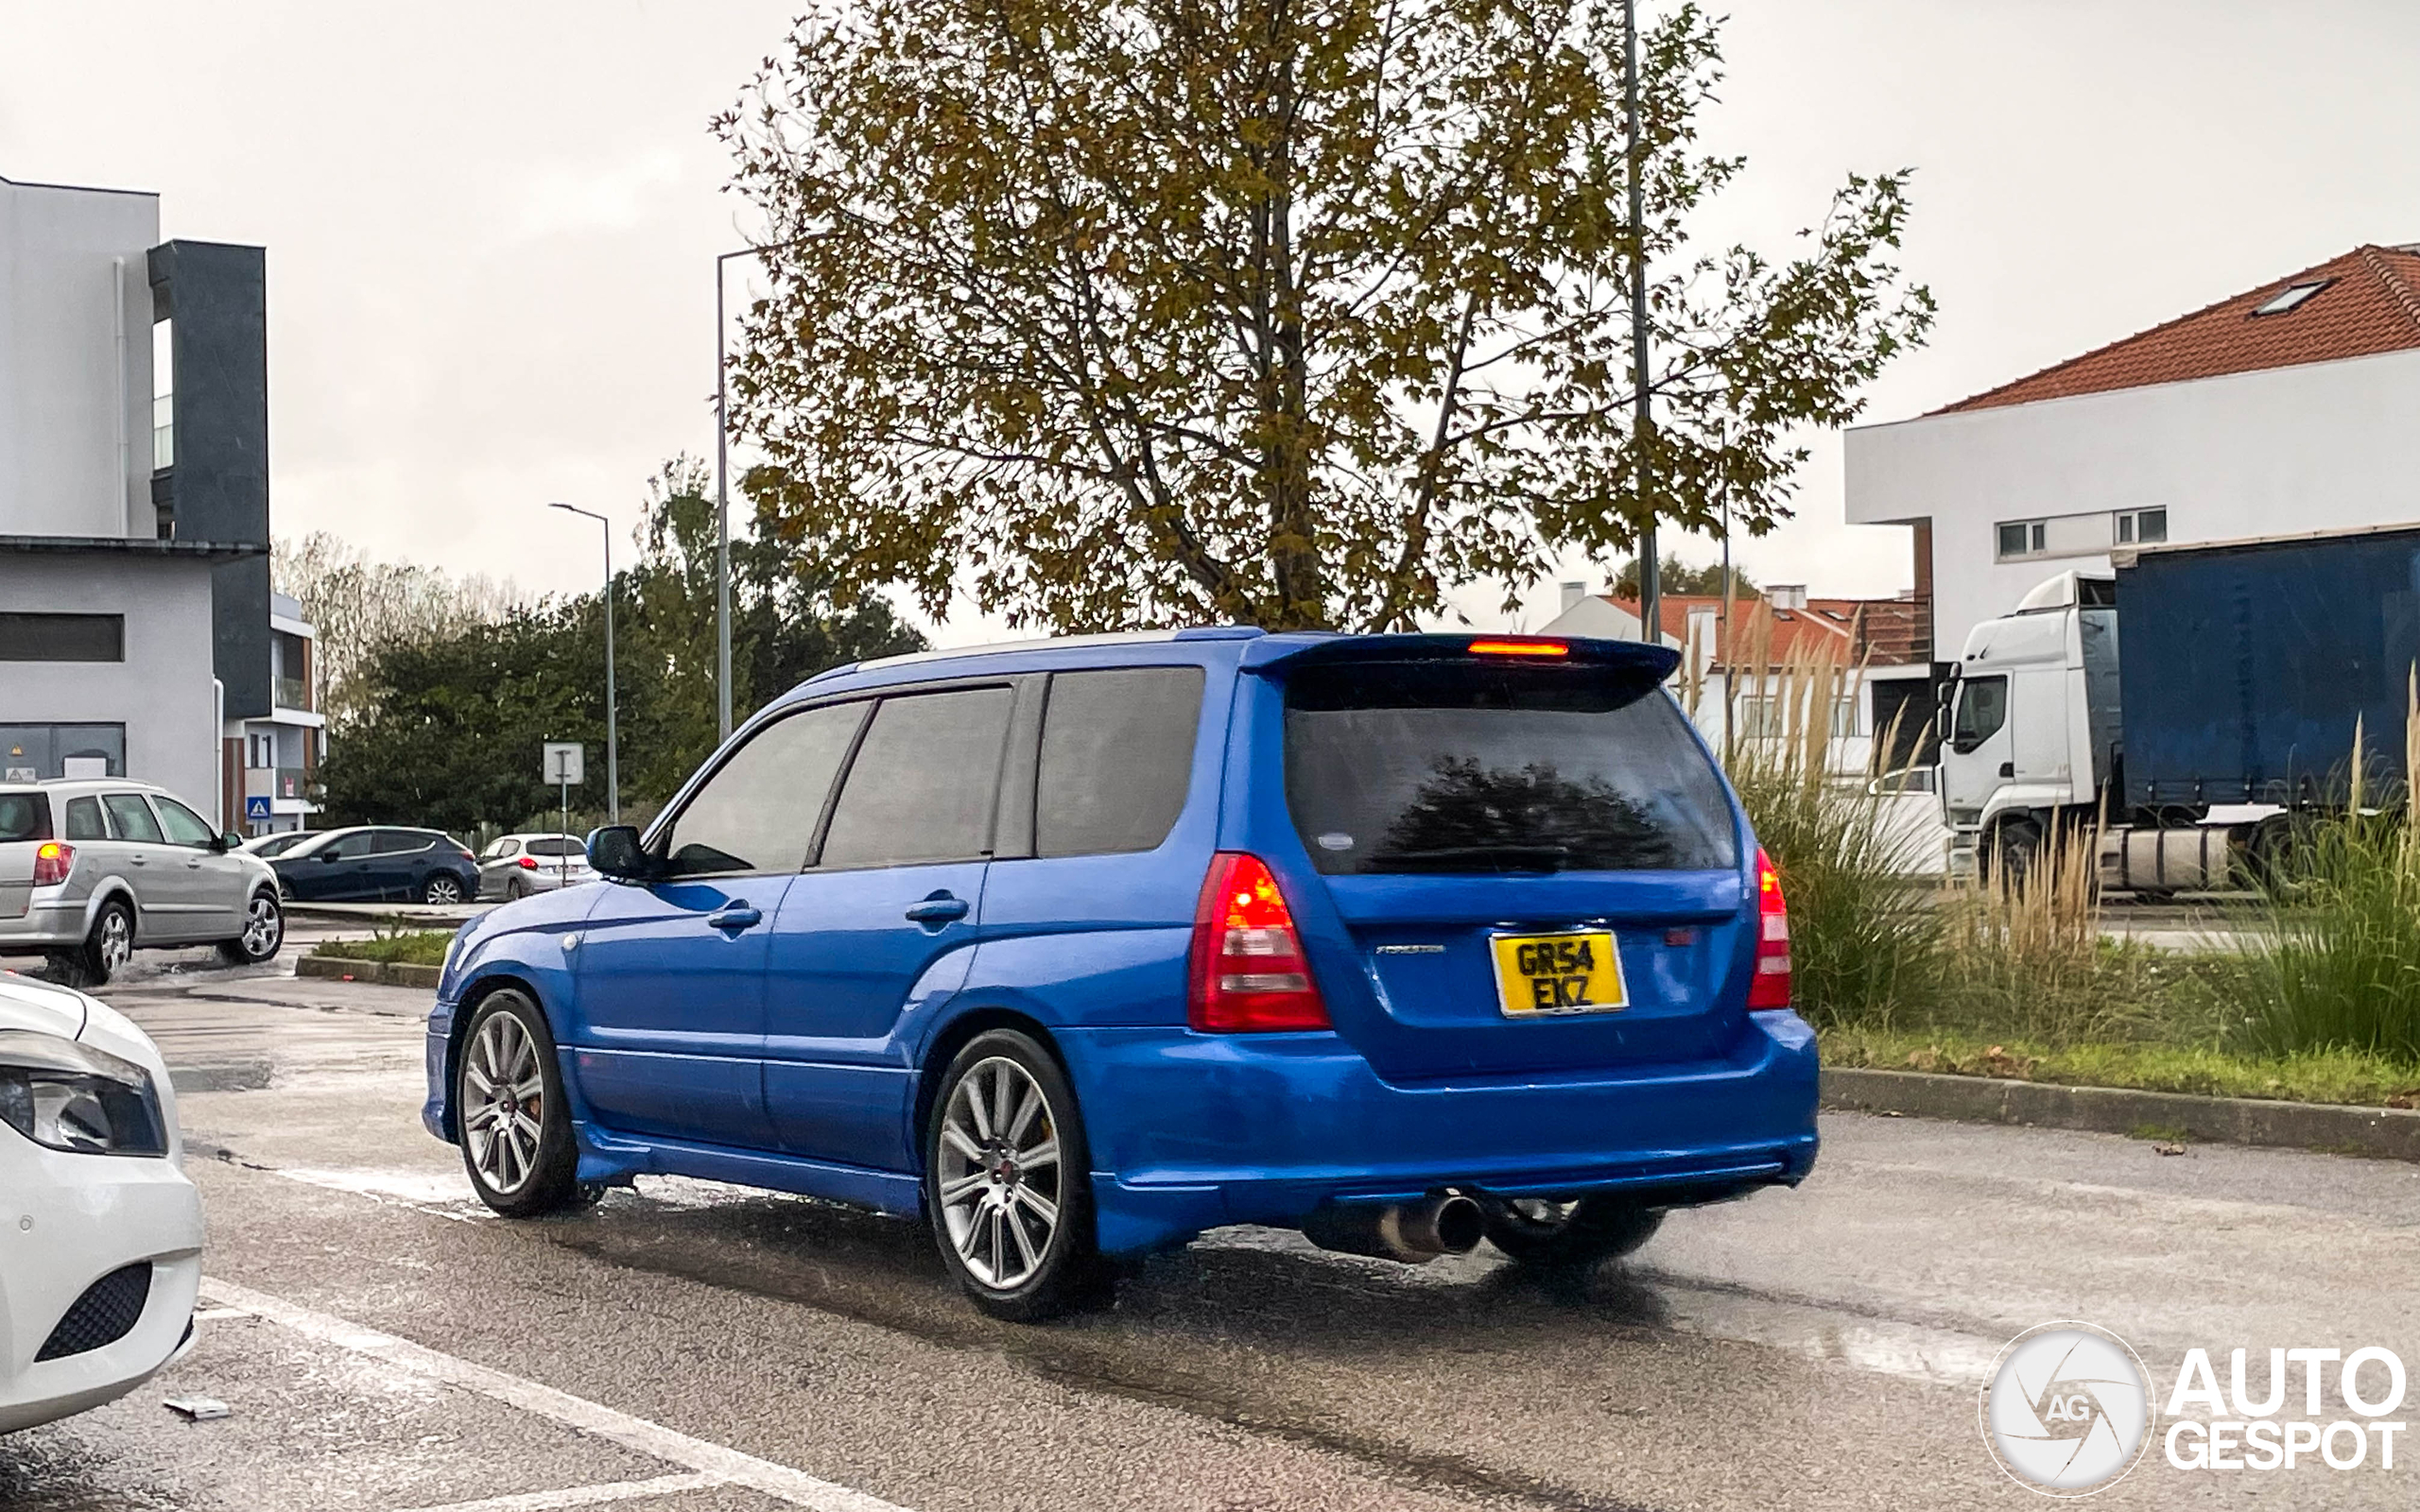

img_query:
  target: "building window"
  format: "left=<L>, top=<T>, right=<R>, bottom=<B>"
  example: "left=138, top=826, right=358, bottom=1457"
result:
left=0, top=724, right=126, bottom=782
left=0, top=613, right=126, bottom=662
left=151, top=318, right=175, bottom=472
left=2251, top=281, right=2330, bottom=318
left=2116, top=507, right=2168, bottom=545
left=1996, top=520, right=2048, bottom=560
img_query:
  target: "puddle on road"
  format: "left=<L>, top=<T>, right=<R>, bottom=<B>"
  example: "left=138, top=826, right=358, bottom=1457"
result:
left=1647, top=1280, right=2004, bottom=1387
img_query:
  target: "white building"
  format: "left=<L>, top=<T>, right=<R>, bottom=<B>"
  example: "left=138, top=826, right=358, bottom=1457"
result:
left=1845, top=243, right=2420, bottom=662
left=0, top=170, right=311, bottom=832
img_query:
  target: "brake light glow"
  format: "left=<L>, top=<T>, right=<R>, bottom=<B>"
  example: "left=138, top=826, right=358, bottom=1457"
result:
left=1188, top=851, right=1331, bottom=1032
left=1747, top=848, right=1792, bottom=1009
left=31, top=841, right=73, bottom=887
left=1466, top=638, right=1570, bottom=658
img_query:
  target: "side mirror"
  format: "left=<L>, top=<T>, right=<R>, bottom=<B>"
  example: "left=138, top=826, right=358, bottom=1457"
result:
left=586, top=825, right=654, bottom=883
left=214, top=832, right=242, bottom=852
left=320, top=849, right=342, bottom=862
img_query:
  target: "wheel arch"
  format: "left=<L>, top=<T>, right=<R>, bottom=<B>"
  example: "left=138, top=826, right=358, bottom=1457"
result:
left=908, top=1004, right=1071, bottom=1171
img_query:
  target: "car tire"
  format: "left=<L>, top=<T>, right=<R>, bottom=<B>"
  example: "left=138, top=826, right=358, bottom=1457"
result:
left=1483, top=1195, right=1664, bottom=1270
left=423, top=873, right=465, bottom=905
left=456, top=989, right=586, bottom=1218
left=69, top=897, right=136, bottom=988
left=1982, top=820, right=2042, bottom=889
left=505, top=874, right=529, bottom=901
left=216, top=890, right=285, bottom=965
left=924, top=1029, right=1103, bottom=1323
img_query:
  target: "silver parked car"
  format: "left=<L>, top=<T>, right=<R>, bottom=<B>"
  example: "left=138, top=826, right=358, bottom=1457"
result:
left=0, top=780, right=284, bottom=986
left=476, top=833, right=596, bottom=900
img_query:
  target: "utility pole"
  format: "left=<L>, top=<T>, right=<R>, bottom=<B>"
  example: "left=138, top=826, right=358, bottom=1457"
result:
left=547, top=503, right=618, bottom=823
left=1624, top=0, right=1661, bottom=647
left=714, top=250, right=746, bottom=746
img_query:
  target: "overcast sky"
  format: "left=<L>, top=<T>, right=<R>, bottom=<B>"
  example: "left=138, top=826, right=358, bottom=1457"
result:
left=5, top=0, right=2417, bottom=643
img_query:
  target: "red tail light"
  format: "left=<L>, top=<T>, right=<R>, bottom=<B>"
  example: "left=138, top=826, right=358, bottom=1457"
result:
left=1189, top=851, right=1331, bottom=1032
left=1747, top=848, right=1792, bottom=1009
left=32, top=841, right=74, bottom=887
left=516, top=856, right=540, bottom=869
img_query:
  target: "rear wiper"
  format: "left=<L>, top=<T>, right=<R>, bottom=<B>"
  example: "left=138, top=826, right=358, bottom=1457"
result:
left=1372, top=844, right=1571, bottom=871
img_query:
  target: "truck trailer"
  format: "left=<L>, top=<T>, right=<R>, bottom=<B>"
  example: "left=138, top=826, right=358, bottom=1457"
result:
left=1938, top=523, right=2420, bottom=888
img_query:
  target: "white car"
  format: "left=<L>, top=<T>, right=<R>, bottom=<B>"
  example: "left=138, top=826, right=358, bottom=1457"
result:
left=0, top=968, right=202, bottom=1433
left=476, top=833, right=596, bottom=901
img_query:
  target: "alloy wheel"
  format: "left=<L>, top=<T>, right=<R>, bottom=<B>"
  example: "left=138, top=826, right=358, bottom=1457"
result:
left=935, top=1056, right=1063, bottom=1291
left=462, top=1012, right=544, bottom=1194
left=426, top=876, right=463, bottom=904
left=241, top=895, right=282, bottom=957
left=98, top=909, right=133, bottom=974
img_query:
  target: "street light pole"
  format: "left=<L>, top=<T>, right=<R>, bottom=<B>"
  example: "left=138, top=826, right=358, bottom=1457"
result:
left=1624, top=0, right=1661, bottom=646
left=713, top=250, right=745, bottom=745
left=547, top=502, right=618, bottom=824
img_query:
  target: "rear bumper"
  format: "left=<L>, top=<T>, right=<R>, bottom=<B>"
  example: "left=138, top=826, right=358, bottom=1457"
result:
left=1059, top=1009, right=1821, bottom=1255
left=0, top=895, right=94, bottom=952
left=0, top=1132, right=204, bottom=1434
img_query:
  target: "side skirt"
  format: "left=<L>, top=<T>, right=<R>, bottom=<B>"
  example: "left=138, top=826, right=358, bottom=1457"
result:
left=572, top=1121, right=924, bottom=1219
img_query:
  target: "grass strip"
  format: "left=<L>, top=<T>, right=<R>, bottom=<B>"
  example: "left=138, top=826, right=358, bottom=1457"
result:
left=308, top=929, right=455, bottom=967
left=1821, top=1025, right=2420, bottom=1110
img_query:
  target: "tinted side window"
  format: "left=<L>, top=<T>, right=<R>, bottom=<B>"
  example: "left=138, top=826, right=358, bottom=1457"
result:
left=661, top=701, right=867, bottom=877
left=103, top=794, right=164, bottom=843
left=155, top=797, right=216, bottom=847
left=62, top=797, right=106, bottom=841
left=527, top=837, right=573, bottom=857
left=325, top=833, right=375, bottom=860
left=819, top=688, right=1015, bottom=869
left=372, top=830, right=433, bottom=853
left=1034, top=668, right=1203, bottom=858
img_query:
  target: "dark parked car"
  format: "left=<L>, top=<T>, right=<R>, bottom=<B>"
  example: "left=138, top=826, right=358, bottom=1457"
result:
left=271, top=827, right=480, bottom=903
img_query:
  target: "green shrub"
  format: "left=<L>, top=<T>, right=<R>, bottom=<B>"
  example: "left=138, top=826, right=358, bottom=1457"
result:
left=310, top=929, right=456, bottom=967
left=2236, top=811, right=2420, bottom=1062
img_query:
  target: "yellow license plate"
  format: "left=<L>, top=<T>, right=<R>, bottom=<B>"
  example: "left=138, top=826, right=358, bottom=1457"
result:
left=1492, top=931, right=1626, bottom=1017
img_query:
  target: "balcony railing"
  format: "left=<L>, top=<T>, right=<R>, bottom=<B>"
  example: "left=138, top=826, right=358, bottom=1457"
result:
left=274, top=676, right=311, bottom=712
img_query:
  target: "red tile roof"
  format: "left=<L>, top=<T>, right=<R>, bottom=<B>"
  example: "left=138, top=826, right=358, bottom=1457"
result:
left=1936, top=244, right=2420, bottom=415
left=1604, top=593, right=1928, bottom=667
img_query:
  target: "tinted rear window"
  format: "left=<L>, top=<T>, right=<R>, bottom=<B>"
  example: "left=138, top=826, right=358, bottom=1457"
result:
left=1284, top=661, right=1737, bottom=875
left=0, top=793, right=44, bottom=842
left=1035, top=667, right=1203, bottom=857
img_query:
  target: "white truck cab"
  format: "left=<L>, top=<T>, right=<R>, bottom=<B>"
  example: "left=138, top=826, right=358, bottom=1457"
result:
left=1939, top=570, right=2121, bottom=877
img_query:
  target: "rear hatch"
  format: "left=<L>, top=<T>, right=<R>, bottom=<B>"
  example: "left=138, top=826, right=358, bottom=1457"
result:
left=0, top=791, right=49, bottom=919
left=1277, top=649, right=1747, bottom=1079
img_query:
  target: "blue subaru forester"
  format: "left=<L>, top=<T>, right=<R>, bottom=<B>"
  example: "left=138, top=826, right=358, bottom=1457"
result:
left=424, top=630, right=1817, bottom=1319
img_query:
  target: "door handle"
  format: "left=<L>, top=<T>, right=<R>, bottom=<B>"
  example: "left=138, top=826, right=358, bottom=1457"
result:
left=1998, top=762, right=2015, bottom=779
left=904, top=894, right=971, bottom=926
left=130, top=853, right=147, bottom=867
left=706, top=904, right=762, bottom=933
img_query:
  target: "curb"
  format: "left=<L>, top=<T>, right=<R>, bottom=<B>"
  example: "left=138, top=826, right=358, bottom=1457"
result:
left=1822, top=1067, right=2420, bottom=1161
left=295, top=955, right=442, bottom=990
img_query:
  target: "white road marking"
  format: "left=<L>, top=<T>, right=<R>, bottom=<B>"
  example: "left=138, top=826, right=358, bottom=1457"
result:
left=389, top=1473, right=722, bottom=1512
left=200, top=1278, right=912, bottom=1512
left=192, top=1307, right=252, bottom=1322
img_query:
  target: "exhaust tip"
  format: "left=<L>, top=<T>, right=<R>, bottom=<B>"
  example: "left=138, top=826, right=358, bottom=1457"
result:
left=1430, top=1194, right=1484, bottom=1254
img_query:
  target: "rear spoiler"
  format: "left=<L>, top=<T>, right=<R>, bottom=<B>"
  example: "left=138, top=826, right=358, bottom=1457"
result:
left=1237, top=632, right=1681, bottom=681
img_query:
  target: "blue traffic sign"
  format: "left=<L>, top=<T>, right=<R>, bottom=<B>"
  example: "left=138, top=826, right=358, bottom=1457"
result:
left=245, top=796, right=273, bottom=820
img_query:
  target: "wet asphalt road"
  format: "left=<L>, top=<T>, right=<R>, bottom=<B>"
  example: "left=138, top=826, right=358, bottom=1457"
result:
left=5, top=953, right=2417, bottom=1511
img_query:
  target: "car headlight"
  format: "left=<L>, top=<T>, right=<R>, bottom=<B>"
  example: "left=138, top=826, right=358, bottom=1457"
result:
left=0, top=1030, right=169, bottom=1157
